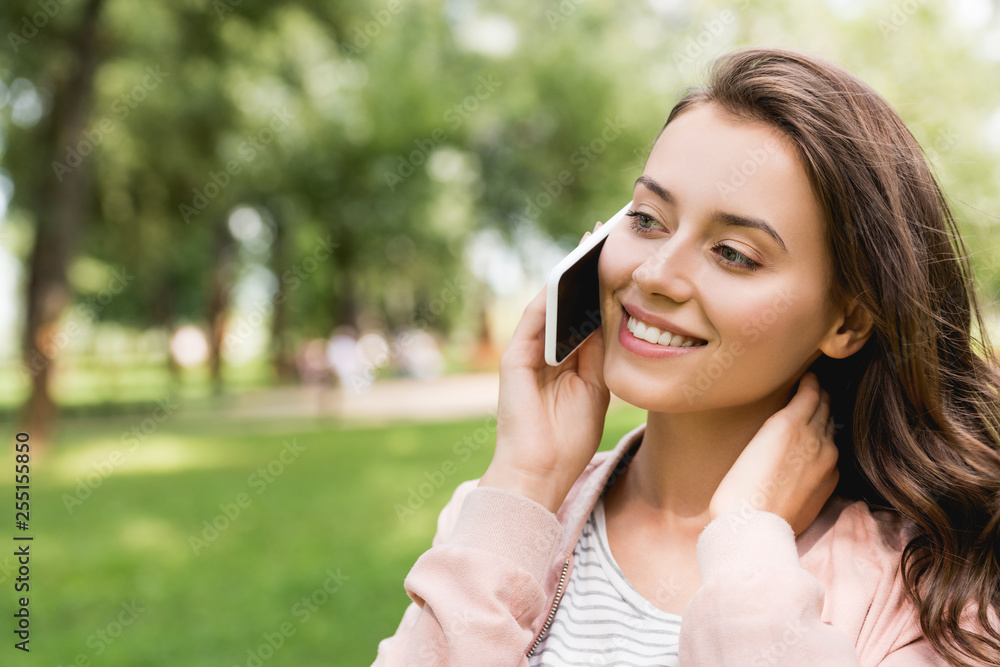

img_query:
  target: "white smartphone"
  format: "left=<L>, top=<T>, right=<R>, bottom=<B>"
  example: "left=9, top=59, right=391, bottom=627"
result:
left=545, top=201, right=633, bottom=366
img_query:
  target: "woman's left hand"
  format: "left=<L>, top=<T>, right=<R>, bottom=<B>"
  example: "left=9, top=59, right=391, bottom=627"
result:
left=708, top=372, right=840, bottom=536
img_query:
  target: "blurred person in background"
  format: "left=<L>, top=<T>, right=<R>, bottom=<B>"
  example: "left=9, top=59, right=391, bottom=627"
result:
left=327, top=325, right=364, bottom=389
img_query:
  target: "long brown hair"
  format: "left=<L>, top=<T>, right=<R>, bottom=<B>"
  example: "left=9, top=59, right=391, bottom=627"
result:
left=664, top=48, right=1000, bottom=665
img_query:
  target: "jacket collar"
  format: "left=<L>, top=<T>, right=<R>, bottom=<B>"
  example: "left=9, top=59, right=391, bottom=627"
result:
left=555, top=422, right=646, bottom=560
left=527, top=422, right=647, bottom=644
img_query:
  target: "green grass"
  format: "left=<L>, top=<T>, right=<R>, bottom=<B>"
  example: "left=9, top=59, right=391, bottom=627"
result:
left=0, top=402, right=646, bottom=666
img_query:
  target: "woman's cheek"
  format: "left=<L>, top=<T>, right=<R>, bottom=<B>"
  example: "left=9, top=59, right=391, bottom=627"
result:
left=740, top=318, right=764, bottom=343
left=723, top=281, right=801, bottom=344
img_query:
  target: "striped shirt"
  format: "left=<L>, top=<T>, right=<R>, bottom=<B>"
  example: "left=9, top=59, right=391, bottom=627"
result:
left=528, top=497, right=682, bottom=666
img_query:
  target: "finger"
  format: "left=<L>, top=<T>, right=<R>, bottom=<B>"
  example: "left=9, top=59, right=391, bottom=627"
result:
left=578, top=230, right=592, bottom=246
left=593, top=220, right=603, bottom=233
left=576, top=326, right=607, bottom=391
left=811, top=390, right=830, bottom=427
left=786, top=372, right=822, bottom=420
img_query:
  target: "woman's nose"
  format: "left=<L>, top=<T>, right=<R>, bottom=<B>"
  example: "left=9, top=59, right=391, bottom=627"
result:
left=632, top=238, right=697, bottom=303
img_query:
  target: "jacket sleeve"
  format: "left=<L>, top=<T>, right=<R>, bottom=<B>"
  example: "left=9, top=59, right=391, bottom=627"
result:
left=677, top=508, right=962, bottom=667
left=681, top=507, right=1000, bottom=666
left=372, top=482, right=564, bottom=667
left=678, top=508, right=859, bottom=666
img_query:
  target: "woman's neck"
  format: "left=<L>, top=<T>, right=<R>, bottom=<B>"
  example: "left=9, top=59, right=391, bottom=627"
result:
left=606, top=387, right=795, bottom=540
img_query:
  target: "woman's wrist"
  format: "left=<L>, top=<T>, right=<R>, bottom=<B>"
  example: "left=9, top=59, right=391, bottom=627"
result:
left=479, top=463, right=569, bottom=514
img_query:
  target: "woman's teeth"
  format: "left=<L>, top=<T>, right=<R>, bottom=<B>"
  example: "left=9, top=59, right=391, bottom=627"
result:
left=626, top=316, right=705, bottom=348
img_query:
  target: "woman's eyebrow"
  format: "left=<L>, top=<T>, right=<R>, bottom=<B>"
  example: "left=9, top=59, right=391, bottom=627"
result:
left=635, top=175, right=675, bottom=206
left=634, top=175, right=788, bottom=253
left=711, top=211, right=788, bottom=253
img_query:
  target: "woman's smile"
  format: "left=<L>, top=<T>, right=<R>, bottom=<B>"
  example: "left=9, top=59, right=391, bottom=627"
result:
left=617, top=305, right=709, bottom=359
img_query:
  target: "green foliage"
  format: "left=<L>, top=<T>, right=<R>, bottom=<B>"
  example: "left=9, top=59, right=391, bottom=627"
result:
left=2, top=0, right=999, bottom=351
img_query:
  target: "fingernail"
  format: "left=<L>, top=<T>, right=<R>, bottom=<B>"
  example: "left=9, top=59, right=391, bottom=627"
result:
left=593, top=221, right=602, bottom=232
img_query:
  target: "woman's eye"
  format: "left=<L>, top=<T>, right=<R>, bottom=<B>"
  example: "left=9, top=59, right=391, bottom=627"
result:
left=625, top=210, right=661, bottom=234
left=624, top=210, right=760, bottom=272
left=716, top=244, right=759, bottom=271
left=719, top=246, right=744, bottom=262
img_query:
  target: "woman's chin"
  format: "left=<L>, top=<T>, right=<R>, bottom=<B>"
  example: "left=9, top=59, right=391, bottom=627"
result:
left=604, top=365, right=706, bottom=414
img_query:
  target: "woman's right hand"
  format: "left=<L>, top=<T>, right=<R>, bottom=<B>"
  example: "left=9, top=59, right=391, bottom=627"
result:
left=479, top=225, right=612, bottom=513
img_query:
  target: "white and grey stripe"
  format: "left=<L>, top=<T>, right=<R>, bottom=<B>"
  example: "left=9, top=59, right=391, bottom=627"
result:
left=528, top=498, right=682, bottom=666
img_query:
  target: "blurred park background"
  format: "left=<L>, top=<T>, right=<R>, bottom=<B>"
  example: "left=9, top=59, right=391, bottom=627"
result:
left=1, top=0, right=1000, bottom=664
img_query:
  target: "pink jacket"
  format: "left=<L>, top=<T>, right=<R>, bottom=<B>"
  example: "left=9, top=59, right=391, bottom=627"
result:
left=373, top=423, right=993, bottom=666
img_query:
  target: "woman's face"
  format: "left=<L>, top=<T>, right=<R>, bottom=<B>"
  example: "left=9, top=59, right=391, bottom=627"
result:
left=599, top=102, right=843, bottom=412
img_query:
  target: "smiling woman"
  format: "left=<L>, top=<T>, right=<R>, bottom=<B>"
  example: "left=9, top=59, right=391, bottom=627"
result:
left=373, top=48, right=1000, bottom=667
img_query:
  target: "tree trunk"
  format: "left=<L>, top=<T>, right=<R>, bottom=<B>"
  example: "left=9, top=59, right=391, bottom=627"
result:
left=335, top=237, right=359, bottom=331
left=152, top=278, right=182, bottom=393
left=268, top=209, right=297, bottom=383
left=470, top=289, right=500, bottom=371
left=18, top=0, right=106, bottom=448
left=206, top=221, right=236, bottom=396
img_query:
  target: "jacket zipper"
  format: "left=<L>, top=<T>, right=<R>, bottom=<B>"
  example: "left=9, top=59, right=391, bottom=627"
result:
left=525, top=558, right=570, bottom=658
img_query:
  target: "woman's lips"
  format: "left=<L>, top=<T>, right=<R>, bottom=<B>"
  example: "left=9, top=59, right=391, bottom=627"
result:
left=617, top=307, right=707, bottom=359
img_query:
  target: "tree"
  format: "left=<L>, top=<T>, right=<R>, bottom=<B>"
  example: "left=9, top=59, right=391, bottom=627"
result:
left=13, top=0, right=106, bottom=446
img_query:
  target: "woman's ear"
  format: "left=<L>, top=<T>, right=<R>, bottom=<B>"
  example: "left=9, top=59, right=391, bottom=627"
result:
left=819, top=297, right=875, bottom=359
